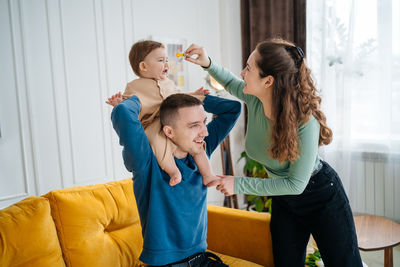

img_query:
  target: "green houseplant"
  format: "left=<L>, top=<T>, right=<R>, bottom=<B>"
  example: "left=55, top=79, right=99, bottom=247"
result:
left=238, top=151, right=272, bottom=213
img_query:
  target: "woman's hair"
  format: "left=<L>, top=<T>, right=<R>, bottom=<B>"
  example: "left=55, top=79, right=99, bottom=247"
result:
left=255, top=38, right=332, bottom=163
left=129, top=40, right=164, bottom=77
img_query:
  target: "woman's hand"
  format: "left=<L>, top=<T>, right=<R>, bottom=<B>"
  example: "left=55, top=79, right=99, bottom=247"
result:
left=207, top=175, right=235, bottom=196
left=184, top=44, right=211, bottom=68
left=106, top=92, right=123, bottom=107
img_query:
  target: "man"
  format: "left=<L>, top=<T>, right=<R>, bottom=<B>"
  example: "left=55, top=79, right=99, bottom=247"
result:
left=111, top=93, right=241, bottom=266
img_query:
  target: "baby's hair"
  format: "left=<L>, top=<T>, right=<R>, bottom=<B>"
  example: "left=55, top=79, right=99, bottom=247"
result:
left=160, top=94, right=202, bottom=127
left=129, top=40, right=164, bottom=77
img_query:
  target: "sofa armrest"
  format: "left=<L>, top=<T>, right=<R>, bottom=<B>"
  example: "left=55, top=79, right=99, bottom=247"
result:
left=207, top=205, right=274, bottom=267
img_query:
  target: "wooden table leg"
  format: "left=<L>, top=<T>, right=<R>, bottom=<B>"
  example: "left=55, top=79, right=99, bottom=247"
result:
left=384, top=247, right=393, bottom=267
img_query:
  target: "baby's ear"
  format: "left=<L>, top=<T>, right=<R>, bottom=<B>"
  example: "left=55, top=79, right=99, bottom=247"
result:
left=139, top=61, right=147, bottom=73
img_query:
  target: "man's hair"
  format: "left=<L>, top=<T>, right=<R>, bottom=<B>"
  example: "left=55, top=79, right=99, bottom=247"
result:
left=160, top=94, right=202, bottom=127
left=129, top=40, right=164, bottom=77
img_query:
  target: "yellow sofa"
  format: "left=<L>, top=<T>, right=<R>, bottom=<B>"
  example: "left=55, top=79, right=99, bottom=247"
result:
left=0, top=179, right=273, bottom=267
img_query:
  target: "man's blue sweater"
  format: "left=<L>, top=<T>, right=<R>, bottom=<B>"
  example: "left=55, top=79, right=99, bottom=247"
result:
left=111, top=95, right=241, bottom=265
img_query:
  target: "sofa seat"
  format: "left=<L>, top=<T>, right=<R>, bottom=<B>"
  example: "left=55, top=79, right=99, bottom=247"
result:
left=0, top=179, right=273, bottom=267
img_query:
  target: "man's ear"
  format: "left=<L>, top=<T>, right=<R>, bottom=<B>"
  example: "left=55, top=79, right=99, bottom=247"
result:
left=263, top=75, right=274, bottom=89
left=163, top=125, right=174, bottom=139
left=139, top=61, right=147, bottom=73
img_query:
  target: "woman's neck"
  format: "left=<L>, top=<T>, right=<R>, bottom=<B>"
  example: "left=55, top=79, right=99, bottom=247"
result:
left=258, top=90, right=273, bottom=120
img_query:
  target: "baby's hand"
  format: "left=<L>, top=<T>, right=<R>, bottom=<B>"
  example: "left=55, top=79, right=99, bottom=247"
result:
left=189, top=87, right=210, bottom=96
left=106, top=92, right=123, bottom=106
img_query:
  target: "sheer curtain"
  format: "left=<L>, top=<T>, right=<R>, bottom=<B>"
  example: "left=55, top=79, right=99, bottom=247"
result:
left=307, top=0, right=400, bottom=221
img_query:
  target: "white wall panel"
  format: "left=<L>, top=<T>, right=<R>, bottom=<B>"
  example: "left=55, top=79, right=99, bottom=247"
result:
left=19, top=0, right=64, bottom=194
left=101, top=0, right=132, bottom=180
left=59, top=0, right=109, bottom=184
left=45, top=0, right=74, bottom=189
left=0, top=0, right=45, bottom=208
left=0, top=0, right=30, bottom=206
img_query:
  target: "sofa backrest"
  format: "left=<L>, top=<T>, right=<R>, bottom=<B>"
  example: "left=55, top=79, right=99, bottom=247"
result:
left=44, top=179, right=144, bottom=267
left=0, top=196, right=66, bottom=267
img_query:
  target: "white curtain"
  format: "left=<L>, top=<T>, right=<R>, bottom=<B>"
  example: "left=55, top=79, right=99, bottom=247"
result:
left=307, top=0, right=400, bottom=221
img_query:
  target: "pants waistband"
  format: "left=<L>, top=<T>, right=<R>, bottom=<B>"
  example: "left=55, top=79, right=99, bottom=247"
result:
left=310, top=160, right=323, bottom=177
left=152, top=251, right=223, bottom=267
left=169, top=252, right=205, bottom=267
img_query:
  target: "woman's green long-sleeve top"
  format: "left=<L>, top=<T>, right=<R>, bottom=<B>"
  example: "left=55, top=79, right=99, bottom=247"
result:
left=206, top=60, right=321, bottom=196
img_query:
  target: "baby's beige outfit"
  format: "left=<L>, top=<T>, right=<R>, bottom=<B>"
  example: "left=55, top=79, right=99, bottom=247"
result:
left=122, top=78, right=180, bottom=170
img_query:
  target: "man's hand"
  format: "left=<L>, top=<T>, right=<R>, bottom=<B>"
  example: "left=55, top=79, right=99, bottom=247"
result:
left=106, top=92, right=123, bottom=107
left=207, top=175, right=235, bottom=196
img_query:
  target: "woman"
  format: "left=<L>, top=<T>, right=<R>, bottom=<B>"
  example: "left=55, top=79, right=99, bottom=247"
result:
left=184, top=39, right=363, bottom=267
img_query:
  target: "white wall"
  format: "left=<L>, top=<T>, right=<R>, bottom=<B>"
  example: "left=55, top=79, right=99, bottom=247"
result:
left=0, top=0, right=243, bottom=208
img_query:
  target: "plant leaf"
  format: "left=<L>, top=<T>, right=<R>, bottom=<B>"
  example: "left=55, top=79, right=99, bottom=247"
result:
left=255, top=198, right=264, bottom=212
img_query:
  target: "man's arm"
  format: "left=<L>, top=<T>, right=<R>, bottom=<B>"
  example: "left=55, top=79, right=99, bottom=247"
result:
left=111, top=96, right=153, bottom=176
left=203, top=95, right=241, bottom=156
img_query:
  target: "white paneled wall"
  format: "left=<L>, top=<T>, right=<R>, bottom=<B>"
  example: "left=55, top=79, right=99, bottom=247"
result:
left=0, top=0, right=243, bottom=208
left=0, top=0, right=37, bottom=208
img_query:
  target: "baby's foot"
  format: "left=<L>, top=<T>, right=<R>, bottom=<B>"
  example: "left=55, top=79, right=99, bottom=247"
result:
left=202, top=175, right=219, bottom=186
left=169, top=174, right=182, bottom=186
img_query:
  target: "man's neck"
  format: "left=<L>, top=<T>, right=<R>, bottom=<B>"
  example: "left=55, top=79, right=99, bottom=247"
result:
left=174, top=149, right=188, bottom=159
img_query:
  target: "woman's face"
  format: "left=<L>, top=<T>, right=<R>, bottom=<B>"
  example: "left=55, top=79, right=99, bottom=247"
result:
left=241, top=50, right=271, bottom=97
left=241, top=50, right=264, bottom=96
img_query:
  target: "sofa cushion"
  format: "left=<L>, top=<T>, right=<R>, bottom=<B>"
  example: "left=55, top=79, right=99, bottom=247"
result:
left=207, top=205, right=273, bottom=266
left=0, top=196, right=66, bottom=267
left=44, top=179, right=144, bottom=267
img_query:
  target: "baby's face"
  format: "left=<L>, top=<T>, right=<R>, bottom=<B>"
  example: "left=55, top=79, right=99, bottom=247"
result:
left=141, top=47, right=169, bottom=80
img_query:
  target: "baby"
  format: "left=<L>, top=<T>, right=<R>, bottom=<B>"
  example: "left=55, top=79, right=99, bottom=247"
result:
left=107, top=40, right=216, bottom=186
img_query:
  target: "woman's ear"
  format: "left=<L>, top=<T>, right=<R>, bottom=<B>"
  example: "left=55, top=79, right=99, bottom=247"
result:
left=163, top=125, right=174, bottom=139
left=264, top=75, right=274, bottom=89
left=139, top=61, right=147, bottom=73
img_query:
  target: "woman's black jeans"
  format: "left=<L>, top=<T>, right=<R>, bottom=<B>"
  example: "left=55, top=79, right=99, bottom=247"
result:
left=270, top=161, right=363, bottom=267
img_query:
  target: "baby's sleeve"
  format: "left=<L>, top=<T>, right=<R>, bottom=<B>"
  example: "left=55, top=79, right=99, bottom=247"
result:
left=122, top=83, right=136, bottom=100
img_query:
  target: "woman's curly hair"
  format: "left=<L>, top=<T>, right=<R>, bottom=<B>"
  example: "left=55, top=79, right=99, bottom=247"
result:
left=255, top=38, right=332, bottom=163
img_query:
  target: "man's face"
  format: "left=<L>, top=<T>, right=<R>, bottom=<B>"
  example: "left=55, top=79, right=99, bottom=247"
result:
left=165, top=105, right=209, bottom=158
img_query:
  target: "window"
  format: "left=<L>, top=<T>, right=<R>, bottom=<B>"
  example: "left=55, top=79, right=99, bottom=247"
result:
left=307, top=0, right=400, bottom=153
